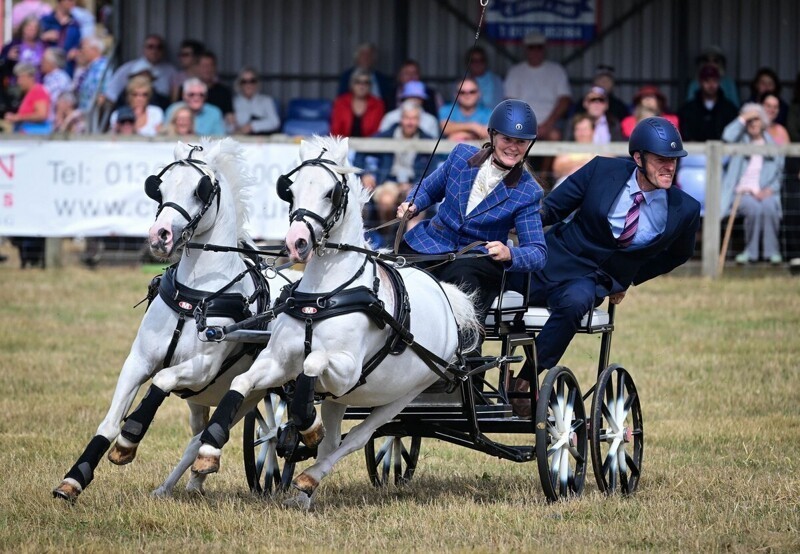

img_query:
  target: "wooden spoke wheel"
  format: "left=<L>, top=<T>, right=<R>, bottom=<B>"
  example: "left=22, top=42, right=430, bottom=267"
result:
left=535, top=366, right=588, bottom=501
left=364, top=435, right=421, bottom=487
left=242, top=392, right=296, bottom=494
left=590, top=364, right=643, bottom=495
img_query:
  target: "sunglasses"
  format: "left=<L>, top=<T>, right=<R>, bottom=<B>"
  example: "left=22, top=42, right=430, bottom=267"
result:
left=145, top=43, right=163, bottom=50
left=354, top=79, right=371, bottom=85
left=240, top=78, right=258, bottom=85
left=179, top=51, right=194, bottom=57
left=186, top=92, right=206, bottom=98
left=460, top=89, right=479, bottom=95
left=130, top=91, right=149, bottom=97
left=588, top=97, right=606, bottom=103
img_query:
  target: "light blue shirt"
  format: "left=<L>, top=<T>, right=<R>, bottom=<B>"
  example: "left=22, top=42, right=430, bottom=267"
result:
left=608, top=169, right=667, bottom=247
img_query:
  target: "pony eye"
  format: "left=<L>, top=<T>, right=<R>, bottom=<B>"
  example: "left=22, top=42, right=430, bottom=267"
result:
left=324, top=189, right=333, bottom=199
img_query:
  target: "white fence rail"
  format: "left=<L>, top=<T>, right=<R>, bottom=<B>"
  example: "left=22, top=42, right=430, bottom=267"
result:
left=3, top=135, right=800, bottom=278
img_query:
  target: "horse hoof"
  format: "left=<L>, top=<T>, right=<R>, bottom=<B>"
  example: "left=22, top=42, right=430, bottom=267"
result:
left=191, top=453, right=220, bottom=475
left=52, top=479, right=81, bottom=502
left=107, top=442, right=138, bottom=465
left=292, top=472, right=318, bottom=496
left=299, top=415, right=325, bottom=448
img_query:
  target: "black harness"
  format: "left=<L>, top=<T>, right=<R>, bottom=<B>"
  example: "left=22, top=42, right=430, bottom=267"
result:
left=144, top=254, right=270, bottom=400
left=144, top=145, right=221, bottom=247
left=273, top=257, right=464, bottom=396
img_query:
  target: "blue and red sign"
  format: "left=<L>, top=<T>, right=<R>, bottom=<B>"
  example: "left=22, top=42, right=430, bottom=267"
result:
left=485, top=0, right=598, bottom=44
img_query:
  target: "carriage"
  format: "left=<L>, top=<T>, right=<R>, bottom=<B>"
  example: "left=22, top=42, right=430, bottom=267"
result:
left=53, top=136, right=641, bottom=505
left=219, top=273, right=641, bottom=502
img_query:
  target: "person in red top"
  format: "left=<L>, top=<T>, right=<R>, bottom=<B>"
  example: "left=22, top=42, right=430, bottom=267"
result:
left=4, top=62, right=52, bottom=133
left=621, top=85, right=679, bottom=138
left=330, top=68, right=384, bottom=137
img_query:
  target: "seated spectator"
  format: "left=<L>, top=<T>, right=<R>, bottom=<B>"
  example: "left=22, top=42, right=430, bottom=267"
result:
left=552, top=113, right=595, bottom=188
left=379, top=80, right=440, bottom=138
left=678, top=64, right=738, bottom=141
left=108, top=75, right=164, bottom=136
left=575, top=86, right=622, bottom=143
left=72, top=36, right=108, bottom=112
left=759, top=91, right=790, bottom=145
left=194, top=50, right=234, bottom=132
left=685, top=46, right=740, bottom=107
left=721, top=103, right=784, bottom=265
left=0, top=15, right=46, bottom=84
left=103, top=34, right=176, bottom=106
left=592, top=64, right=630, bottom=122
left=621, top=85, right=679, bottom=138
left=390, top=59, right=442, bottom=116
left=71, top=0, right=96, bottom=38
left=164, top=77, right=225, bottom=136
left=465, top=46, right=504, bottom=111
left=111, top=105, right=136, bottom=135
left=4, top=62, right=51, bottom=133
left=354, top=100, right=439, bottom=191
left=109, top=59, right=170, bottom=111
left=364, top=181, right=403, bottom=248
left=41, top=47, right=72, bottom=116
left=504, top=31, right=571, bottom=140
left=52, top=90, right=85, bottom=134
left=337, top=42, right=394, bottom=108
left=330, top=68, right=385, bottom=137
left=161, top=104, right=195, bottom=136
left=233, top=67, right=280, bottom=135
left=439, top=77, right=492, bottom=142
left=39, top=0, right=81, bottom=77
left=747, top=67, right=788, bottom=126
left=170, top=38, right=205, bottom=102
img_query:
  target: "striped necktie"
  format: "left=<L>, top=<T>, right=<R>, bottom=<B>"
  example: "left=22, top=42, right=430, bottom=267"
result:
left=617, top=192, right=644, bottom=248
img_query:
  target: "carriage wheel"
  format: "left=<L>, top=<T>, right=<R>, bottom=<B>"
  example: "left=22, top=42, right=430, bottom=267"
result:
left=242, top=392, right=296, bottom=494
left=590, top=364, right=643, bottom=495
left=535, top=366, right=588, bottom=502
left=364, top=435, right=421, bottom=487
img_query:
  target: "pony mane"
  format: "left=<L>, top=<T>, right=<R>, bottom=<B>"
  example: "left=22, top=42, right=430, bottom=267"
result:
left=191, top=138, right=255, bottom=240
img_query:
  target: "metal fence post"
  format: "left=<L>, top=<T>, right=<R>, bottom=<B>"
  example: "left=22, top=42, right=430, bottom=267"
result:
left=702, top=141, right=723, bottom=278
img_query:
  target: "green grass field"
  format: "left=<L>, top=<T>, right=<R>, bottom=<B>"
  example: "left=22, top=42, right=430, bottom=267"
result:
left=0, top=265, right=798, bottom=552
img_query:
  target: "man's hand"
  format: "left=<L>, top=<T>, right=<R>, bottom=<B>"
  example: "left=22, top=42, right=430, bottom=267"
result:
left=609, top=291, right=627, bottom=304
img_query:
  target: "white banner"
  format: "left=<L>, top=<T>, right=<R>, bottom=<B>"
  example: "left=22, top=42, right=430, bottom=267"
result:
left=0, top=140, right=300, bottom=239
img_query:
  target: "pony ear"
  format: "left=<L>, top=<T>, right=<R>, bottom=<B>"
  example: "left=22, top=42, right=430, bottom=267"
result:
left=298, top=139, right=313, bottom=161
left=173, top=141, right=192, bottom=160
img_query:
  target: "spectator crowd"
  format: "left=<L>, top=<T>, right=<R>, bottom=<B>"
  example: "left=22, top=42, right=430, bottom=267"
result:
left=1, top=10, right=799, bottom=266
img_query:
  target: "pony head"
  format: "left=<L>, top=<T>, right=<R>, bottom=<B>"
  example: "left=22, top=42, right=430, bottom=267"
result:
left=147, top=138, right=253, bottom=260
left=283, top=135, right=367, bottom=263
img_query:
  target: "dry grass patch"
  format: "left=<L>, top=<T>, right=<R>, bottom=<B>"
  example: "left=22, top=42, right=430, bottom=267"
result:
left=0, top=266, right=798, bottom=551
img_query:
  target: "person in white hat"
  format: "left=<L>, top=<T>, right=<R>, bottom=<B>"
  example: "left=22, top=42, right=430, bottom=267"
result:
left=503, top=30, right=571, bottom=140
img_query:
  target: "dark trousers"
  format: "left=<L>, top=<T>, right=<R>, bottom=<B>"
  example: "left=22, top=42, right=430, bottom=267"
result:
left=518, top=272, right=600, bottom=381
left=399, top=241, right=505, bottom=330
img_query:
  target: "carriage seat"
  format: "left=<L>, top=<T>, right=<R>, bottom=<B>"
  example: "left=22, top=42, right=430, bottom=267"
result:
left=485, top=291, right=610, bottom=333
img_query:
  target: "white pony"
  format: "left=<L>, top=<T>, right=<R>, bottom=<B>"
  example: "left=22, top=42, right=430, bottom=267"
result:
left=190, top=136, right=480, bottom=508
left=53, top=138, right=273, bottom=501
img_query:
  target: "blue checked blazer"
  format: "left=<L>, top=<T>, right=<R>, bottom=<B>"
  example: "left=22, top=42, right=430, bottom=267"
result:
left=403, top=144, right=547, bottom=272
left=540, top=156, right=701, bottom=293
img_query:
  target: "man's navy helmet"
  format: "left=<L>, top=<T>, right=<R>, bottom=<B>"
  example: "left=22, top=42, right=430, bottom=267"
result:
left=488, top=99, right=538, bottom=142
left=628, top=116, right=688, bottom=158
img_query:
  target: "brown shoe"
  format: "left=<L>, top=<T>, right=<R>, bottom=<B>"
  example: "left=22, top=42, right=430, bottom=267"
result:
left=509, top=377, right=532, bottom=419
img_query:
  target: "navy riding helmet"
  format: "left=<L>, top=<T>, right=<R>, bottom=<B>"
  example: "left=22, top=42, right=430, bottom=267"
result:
left=488, top=99, right=538, bottom=142
left=628, top=116, right=688, bottom=158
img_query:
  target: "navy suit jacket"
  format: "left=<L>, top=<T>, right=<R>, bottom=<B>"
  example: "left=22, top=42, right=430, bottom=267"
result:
left=540, top=156, right=700, bottom=294
left=404, top=144, right=547, bottom=272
